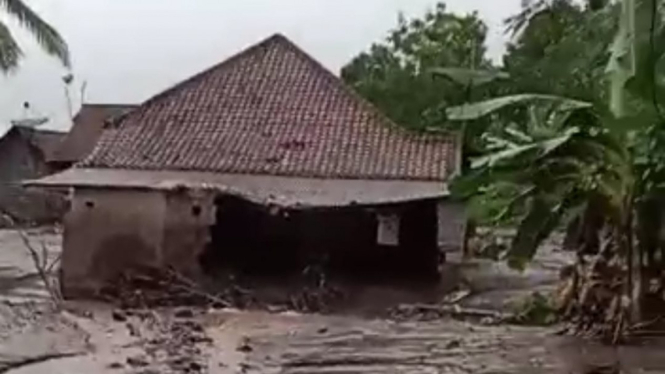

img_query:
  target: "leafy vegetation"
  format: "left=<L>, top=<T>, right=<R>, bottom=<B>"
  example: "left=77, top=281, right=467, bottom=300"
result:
left=510, top=292, right=558, bottom=326
left=341, top=3, right=494, bottom=131
left=503, top=0, right=617, bottom=103
left=345, top=0, right=665, bottom=340
left=0, top=0, right=69, bottom=72
left=448, top=0, right=665, bottom=340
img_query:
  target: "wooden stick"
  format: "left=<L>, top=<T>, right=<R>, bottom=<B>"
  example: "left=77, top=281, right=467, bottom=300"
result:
left=395, top=303, right=512, bottom=320
left=0, top=353, right=82, bottom=373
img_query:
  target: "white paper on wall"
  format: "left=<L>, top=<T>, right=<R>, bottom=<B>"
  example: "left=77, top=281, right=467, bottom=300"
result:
left=377, top=213, right=400, bottom=246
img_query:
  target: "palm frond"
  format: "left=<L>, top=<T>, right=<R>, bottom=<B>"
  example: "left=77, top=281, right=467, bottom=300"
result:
left=505, top=0, right=551, bottom=36
left=0, top=20, right=21, bottom=71
left=431, top=67, right=509, bottom=88
left=507, top=189, right=584, bottom=270
left=446, top=94, right=592, bottom=121
left=0, top=0, right=69, bottom=67
left=471, top=126, right=580, bottom=169
left=508, top=196, right=559, bottom=270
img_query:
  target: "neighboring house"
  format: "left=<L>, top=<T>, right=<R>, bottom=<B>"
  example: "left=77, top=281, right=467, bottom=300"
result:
left=49, top=104, right=136, bottom=170
left=31, top=34, right=465, bottom=297
left=0, top=125, right=67, bottom=224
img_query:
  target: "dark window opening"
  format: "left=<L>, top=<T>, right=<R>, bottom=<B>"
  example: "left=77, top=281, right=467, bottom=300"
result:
left=85, top=201, right=95, bottom=208
left=191, top=205, right=202, bottom=217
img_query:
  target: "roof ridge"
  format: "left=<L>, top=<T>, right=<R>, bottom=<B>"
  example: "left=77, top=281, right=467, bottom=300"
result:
left=81, top=103, right=138, bottom=108
left=271, top=35, right=410, bottom=133
left=14, top=126, right=66, bottom=135
left=112, top=33, right=422, bottom=136
left=125, top=34, right=288, bottom=116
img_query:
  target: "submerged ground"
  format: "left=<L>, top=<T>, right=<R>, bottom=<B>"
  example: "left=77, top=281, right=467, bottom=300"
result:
left=0, top=228, right=664, bottom=373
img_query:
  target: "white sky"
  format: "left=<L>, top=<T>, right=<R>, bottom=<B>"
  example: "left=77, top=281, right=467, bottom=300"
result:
left=0, top=0, right=521, bottom=133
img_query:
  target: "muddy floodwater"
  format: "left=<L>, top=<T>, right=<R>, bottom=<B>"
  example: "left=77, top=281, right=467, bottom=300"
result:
left=1, top=228, right=665, bottom=374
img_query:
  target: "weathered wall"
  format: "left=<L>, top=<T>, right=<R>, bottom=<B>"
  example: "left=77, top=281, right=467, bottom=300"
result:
left=0, top=131, right=66, bottom=224
left=436, top=200, right=466, bottom=252
left=162, top=189, right=215, bottom=277
left=0, top=131, right=49, bottom=181
left=61, top=188, right=167, bottom=297
left=60, top=187, right=467, bottom=297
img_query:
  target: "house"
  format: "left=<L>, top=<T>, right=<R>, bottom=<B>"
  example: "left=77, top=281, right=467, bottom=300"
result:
left=0, top=125, right=67, bottom=224
left=49, top=104, right=136, bottom=170
left=30, top=34, right=465, bottom=298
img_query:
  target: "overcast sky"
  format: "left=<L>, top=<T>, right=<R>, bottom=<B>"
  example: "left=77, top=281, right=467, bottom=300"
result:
left=0, top=0, right=522, bottom=133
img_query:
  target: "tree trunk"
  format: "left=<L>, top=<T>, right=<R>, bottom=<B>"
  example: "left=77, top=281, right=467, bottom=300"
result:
left=564, top=201, right=604, bottom=254
left=462, top=219, right=476, bottom=258
left=620, top=197, right=642, bottom=324
left=636, top=195, right=665, bottom=320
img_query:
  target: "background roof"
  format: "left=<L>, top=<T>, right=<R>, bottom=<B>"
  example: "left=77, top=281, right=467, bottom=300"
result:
left=51, top=104, right=136, bottom=163
left=7, top=126, right=67, bottom=162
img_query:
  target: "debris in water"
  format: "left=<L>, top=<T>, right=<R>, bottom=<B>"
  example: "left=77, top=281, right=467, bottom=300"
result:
left=99, top=267, right=230, bottom=309
left=583, top=363, right=620, bottom=374
left=389, top=303, right=512, bottom=322
left=445, top=339, right=461, bottom=349
left=442, top=289, right=472, bottom=304
left=126, top=355, right=150, bottom=368
left=111, top=310, right=127, bottom=322
left=175, top=307, right=195, bottom=319
left=237, top=337, right=253, bottom=353
left=107, top=361, right=124, bottom=369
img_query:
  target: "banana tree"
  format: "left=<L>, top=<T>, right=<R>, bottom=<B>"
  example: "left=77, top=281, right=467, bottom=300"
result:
left=430, top=67, right=510, bottom=256
left=448, top=0, right=665, bottom=339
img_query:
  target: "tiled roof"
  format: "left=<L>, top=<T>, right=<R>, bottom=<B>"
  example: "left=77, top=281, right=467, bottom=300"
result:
left=51, top=104, right=136, bottom=163
left=82, top=34, right=459, bottom=182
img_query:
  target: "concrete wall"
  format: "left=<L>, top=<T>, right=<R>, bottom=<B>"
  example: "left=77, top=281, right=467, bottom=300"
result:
left=60, top=187, right=467, bottom=297
left=61, top=188, right=167, bottom=297
left=0, top=131, right=66, bottom=224
left=0, top=130, right=49, bottom=181
left=162, top=189, right=215, bottom=277
left=437, top=200, right=466, bottom=252
left=61, top=187, right=218, bottom=297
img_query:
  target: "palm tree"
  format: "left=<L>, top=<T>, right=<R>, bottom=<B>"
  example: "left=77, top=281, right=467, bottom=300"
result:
left=0, top=0, right=69, bottom=72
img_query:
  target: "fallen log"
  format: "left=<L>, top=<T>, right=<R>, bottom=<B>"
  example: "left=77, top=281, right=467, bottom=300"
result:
left=0, top=352, right=83, bottom=373
left=392, top=303, right=513, bottom=321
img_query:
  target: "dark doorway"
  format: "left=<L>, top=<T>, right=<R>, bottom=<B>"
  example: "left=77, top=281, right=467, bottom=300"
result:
left=200, top=195, right=440, bottom=280
left=200, top=195, right=301, bottom=276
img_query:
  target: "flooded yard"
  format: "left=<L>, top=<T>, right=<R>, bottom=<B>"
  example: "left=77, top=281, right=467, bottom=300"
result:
left=0, top=228, right=664, bottom=373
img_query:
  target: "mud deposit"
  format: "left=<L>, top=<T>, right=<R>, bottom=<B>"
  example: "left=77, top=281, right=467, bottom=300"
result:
left=2, top=308, right=665, bottom=374
left=1, top=228, right=665, bottom=373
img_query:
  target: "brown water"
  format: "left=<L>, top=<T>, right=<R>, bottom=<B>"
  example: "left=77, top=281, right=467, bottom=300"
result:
left=2, top=228, right=665, bottom=373
left=1, top=303, right=665, bottom=373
